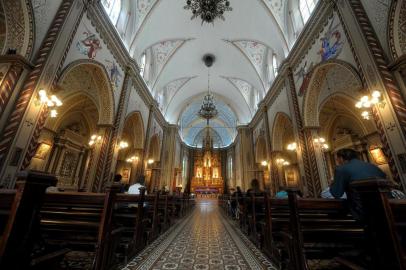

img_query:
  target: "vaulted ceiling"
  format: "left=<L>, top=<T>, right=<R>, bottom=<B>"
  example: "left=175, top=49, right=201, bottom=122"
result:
left=108, top=0, right=307, bottom=147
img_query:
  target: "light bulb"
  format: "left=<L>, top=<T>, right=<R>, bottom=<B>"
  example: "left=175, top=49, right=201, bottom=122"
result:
left=371, top=97, right=379, bottom=104
left=38, top=89, right=47, bottom=97
left=50, top=109, right=57, bottom=118
left=372, top=91, right=381, bottom=98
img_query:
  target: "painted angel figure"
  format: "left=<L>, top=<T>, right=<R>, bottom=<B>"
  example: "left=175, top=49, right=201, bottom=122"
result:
left=295, top=61, right=313, bottom=96
left=105, top=60, right=122, bottom=89
left=318, top=19, right=344, bottom=61
left=77, top=31, right=102, bottom=59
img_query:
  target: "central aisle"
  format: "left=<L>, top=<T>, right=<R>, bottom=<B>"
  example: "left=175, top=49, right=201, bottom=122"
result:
left=122, top=198, right=277, bottom=270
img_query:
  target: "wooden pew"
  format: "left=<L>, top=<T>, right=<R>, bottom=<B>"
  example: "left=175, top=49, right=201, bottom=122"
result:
left=283, top=189, right=366, bottom=270
left=351, top=179, right=406, bottom=270
left=143, top=193, right=160, bottom=243
left=257, top=190, right=365, bottom=270
left=113, top=188, right=146, bottom=264
left=157, top=193, right=171, bottom=231
left=39, top=184, right=121, bottom=270
left=0, top=170, right=63, bottom=270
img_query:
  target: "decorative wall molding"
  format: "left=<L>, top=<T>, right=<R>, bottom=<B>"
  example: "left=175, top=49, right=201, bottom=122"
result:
left=2, top=0, right=34, bottom=59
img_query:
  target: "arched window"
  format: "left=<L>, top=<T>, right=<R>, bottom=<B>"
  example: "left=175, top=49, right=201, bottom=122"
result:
left=272, top=54, right=278, bottom=77
left=228, top=156, right=233, bottom=179
left=102, top=0, right=121, bottom=25
left=300, top=0, right=317, bottom=23
left=139, top=53, right=146, bottom=77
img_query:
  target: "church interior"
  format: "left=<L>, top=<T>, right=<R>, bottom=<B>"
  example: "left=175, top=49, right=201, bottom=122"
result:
left=0, top=0, right=406, bottom=269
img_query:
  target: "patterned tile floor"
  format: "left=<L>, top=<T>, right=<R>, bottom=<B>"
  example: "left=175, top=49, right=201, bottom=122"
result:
left=121, top=198, right=277, bottom=270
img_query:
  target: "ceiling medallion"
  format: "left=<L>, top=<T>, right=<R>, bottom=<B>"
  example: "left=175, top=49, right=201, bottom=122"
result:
left=198, top=54, right=218, bottom=122
left=184, top=0, right=232, bottom=24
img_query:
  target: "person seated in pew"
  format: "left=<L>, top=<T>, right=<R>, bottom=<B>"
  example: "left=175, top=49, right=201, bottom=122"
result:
left=46, top=186, right=62, bottom=193
left=230, top=186, right=242, bottom=218
left=246, top=179, right=263, bottom=196
left=275, top=186, right=288, bottom=199
left=113, top=174, right=126, bottom=193
left=329, top=148, right=386, bottom=220
left=128, top=176, right=147, bottom=195
left=321, top=185, right=347, bottom=199
left=246, top=179, right=264, bottom=214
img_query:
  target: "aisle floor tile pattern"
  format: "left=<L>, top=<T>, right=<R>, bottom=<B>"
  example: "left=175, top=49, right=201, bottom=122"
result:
left=122, top=199, right=277, bottom=270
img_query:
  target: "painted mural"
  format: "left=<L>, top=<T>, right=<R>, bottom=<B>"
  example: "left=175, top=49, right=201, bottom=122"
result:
left=295, top=16, right=345, bottom=97
left=318, top=19, right=344, bottom=61
left=105, top=59, right=122, bottom=91
left=295, top=61, right=314, bottom=97
left=76, top=27, right=102, bottom=59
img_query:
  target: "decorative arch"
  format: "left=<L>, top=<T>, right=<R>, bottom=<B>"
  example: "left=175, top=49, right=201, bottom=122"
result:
left=318, top=93, right=376, bottom=142
left=46, top=92, right=99, bottom=132
left=271, top=112, right=294, bottom=151
left=57, top=59, right=115, bottom=126
left=124, top=110, right=145, bottom=149
left=302, top=59, right=363, bottom=127
left=255, top=134, right=267, bottom=163
left=389, top=0, right=406, bottom=59
left=1, top=0, right=34, bottom=58
left=148, top=134, right=161, bottom=162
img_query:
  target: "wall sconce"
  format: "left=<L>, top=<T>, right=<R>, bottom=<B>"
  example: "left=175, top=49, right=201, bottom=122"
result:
left=38, top=89, right=63, bottom=117
left=313, top=137, right=329, bottom=151
left=148, top=159, right=154, bottom=164
left=88, top=134, right=102, bottom=146
left=355, top=90, right=382, bottom=120
left=119, top=141, right=129, bottom=149
left=126, top=156, right=139, bottom=163
left=261, top=160, right=268, bottom=166
left=286, top=142, right=297, bottom=151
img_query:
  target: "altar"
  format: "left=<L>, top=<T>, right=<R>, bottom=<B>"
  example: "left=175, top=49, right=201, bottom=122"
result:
left=190, top=128, right=224, bottom=194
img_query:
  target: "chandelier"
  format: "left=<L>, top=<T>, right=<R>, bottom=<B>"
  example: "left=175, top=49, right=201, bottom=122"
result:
left=198, top=54, right=218, bottom=122
left=184, top=0, right=232, bottom=24
left=198, top=93, right=218, bottom=121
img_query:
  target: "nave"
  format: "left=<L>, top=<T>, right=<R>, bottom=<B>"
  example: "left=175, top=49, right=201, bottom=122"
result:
left=121, top=199, right=275, bottom=270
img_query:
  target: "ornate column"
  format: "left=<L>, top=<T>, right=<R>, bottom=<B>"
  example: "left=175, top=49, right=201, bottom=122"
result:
left=303, top=127, right=329, bottom=192
left=285, top=68, right=319, bottom=197
left=0, top=55, right=31, bottom=124
left=263, top=105, right=277, bottom=193
left=0, top=0, right=87, bottom=184
left=92, top=125, right=113, bottom=192
left=336, top=0, right=406, bottom=187
left=140, top=106, right=154, bottom=176
left=101, top=73, right=132, bottom=186
left=73, top=148, right=85, bottom=187
left=269, top=150, right=281, bottom=191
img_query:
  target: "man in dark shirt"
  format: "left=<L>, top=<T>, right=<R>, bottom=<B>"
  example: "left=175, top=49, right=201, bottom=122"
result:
left=329, top=148, right=386, bottom=220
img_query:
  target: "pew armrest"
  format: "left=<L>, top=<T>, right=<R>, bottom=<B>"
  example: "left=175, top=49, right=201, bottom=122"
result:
left=30, top=248, right=70, bottom=269
left=334, top=257, right=367, bottom=270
